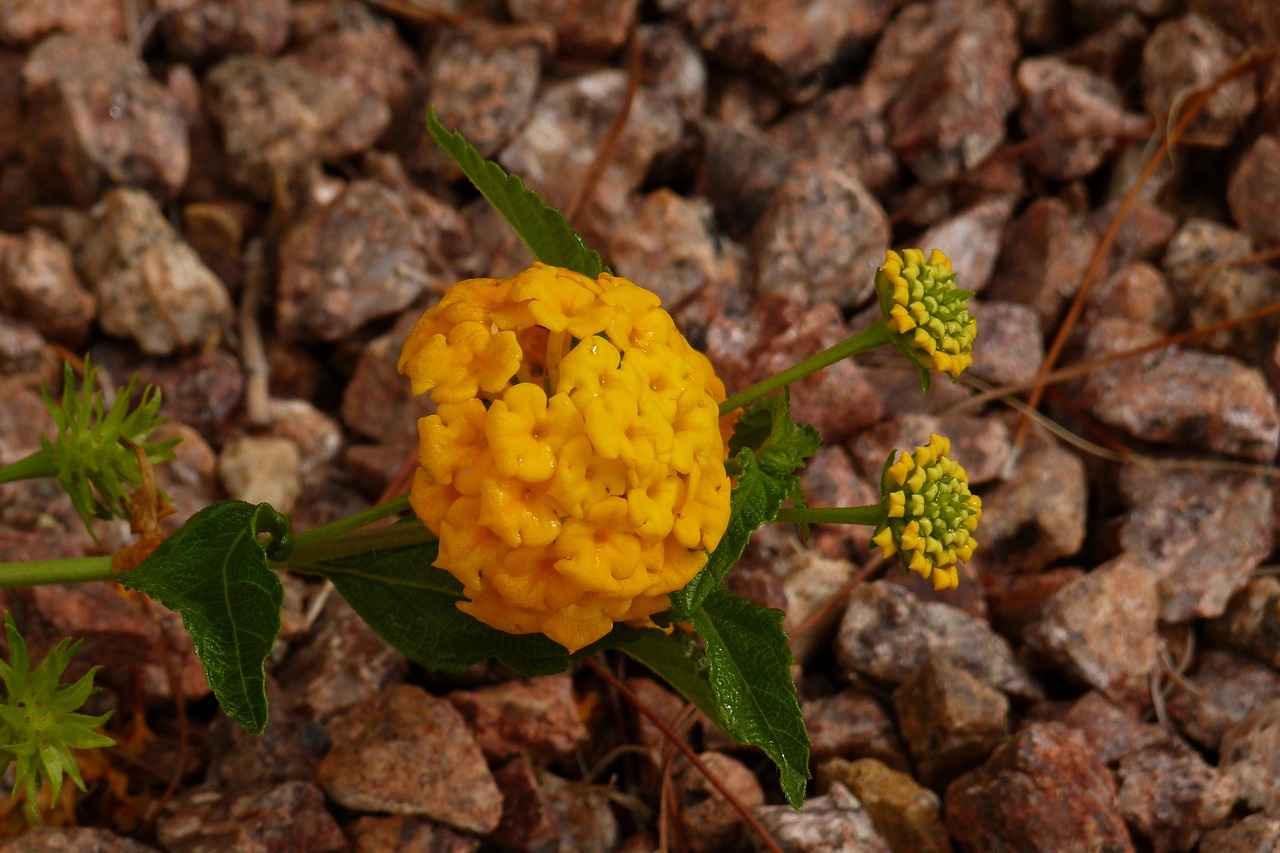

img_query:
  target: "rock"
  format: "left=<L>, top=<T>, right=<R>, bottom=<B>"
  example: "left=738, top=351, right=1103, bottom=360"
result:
left=836, top=582, right=1040, bottom=700
left=945, top=723, right=1133, bottom=853
left=1029, top=690, right=1173, bottom=766
left=986, top=197, right=1098, bottom=329
left=1079, top=318, right=1280, bottom=462
left=276, top=594, right=409, bottom=722
left=1118, top=465, right=1273, bottom=622
left=217, top=435, right=303, bottom=515
left=819, top=757, right=952, bottom=853
left=0, top=228, right=95, bottom=347
left=765, top=86, right=899, bottom=195
left=276, top=180, right=441, bottom=342
left=803, top=689, right=910, bottom=772
left=1015, top=56, right=1139, bottom=181
left=0, top=50, right=22, bottom=161
left=1023, top=553, right=1159, bottom=709
left=407, top=23, right=549, bottom=178
left=206, top=677, right=328, bottom=790
left=138, top=349, right=244, bottom=440
left=751, top=158, right=889, bottom=309
left=20, top=34, right=188, bottom=202
left=488, top=755, right=559, bottom=853
left=446, top=673, right=589, bottom=764
left=1199, top=813, right=1280, bottom=852
left=1058, top=12, right=1148, bottom=80
left=317, top=684, right=502, bottom=834
left=150, top=422, right=219, bottom=530
left=1228, top=134, right=1280, bottom=249
left=911, top=197, right=1017, bottom=294
left=893, top=657, right=1009, bottom=788
left=699, top=121, right=793, bottom=237
left=981, top=568, right=1085, bottom=640
left=341, top=311, right=435, bottom=446
left=753, top=783, right=890, bottom=852
left=507, top=0, right=639, bottom=54
left=264, top=398, right=344, bottom=485
left=157, top=0, right=290, bottom=61
left=672, top=0, right=894, bottom=103
left=1204, top=576, right=1280, bottom=669
left=966, top=301, right=1044, bottom=388
left=886, top=0, right=1019, bottom=185
left=1165, top=649, right=1280, bottom=751
left=794, top=448, right=878, bottom=558
left=671, top=751, right=764, bottom=853
left=1084, top=262, right=1177, bottom=333
left=1218, top=699, right=1280, bottom=814
left=977, top=443, right=1087, bottom=572
left=540, top=771, right=621, bottom=852
left=78, top=187, right=232, bottom=356
left=346, top=815, right=481, bottom=852
left=1088, top=197, right=1178, bottom=270
left=1141, top=14, right=1256, bottom=146
left=0, top=314, right=58, bottom=386
left=0, top=827, right=157, bottom=852
left=609, top=189, right=740, bottom=310
left=1116, top=741, right=1237, bottom=852
left=847, top=413, right=1011, bottom=488
left=156, top=781, right=345, bottom=853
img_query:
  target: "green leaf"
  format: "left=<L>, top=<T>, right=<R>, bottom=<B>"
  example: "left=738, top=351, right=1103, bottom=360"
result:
left=688, top=585, right=810, bottom=809
left=728, top=389, right=822, bottom=480
left=300, top=538, right=571, bottom=677
left=117, top=501, right=287, bottom=735
left=427, top=109, right=604, bottom=278
left=617, top=627, right=725, bottom=732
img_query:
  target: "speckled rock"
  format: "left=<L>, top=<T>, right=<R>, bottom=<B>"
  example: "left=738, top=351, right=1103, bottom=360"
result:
left=317, top=684, right=503, bottom=834
left=1024, top=553, right=1159, bottom=709
left=1199, top=813, right=1280, bottom=853
left=766, top=86, right=899, bottom=194
left=446, top=673, right=589, bottom=764
left=671, top=751, right=765, bottom=853
left=217, top=435, right=302, bottom=515
left=1084, top=262, right=1177, bottom=333
left=945, top=723, right=1133, bottom=852
left=78, top=187, right=232, bottom=356
left=1218, top=699, right=1280, bottom=815
left=1029, top=690, right=1173, bottom=766
left=836, top=582, right=1040, bottom=700
left=966, top=300, right=1044, bottom=388
left=1165, top=648, right=1280, bottom=752
left=0, top=827, right=157, bottom=852
left=157, top=0, right=291, bottom=61
left=1118, top=465, right=1273, bottom=622
left=1205, top=576, right=1280, bottom=669
left=753, top=783, right=891, bottom=852
left=986, top=196, right=1098, bottom=329
left=1228, top=134, right=1280, bottom=250
left=977, top=443, right=1087, bottom=573
left=1079, top=318, right=1280, bottom=462
left=346, top=815, right=481, bottom=853
left=156, top=781, right=345, bottom=853
left=895, top=657, right=1009, bottom=788
left=804, top=689, right=909, bottom=771
left=0, top=227, right=96, bottom=346
left=820, top=758, right=952, bottom=853
left=21, top=33, right=188, bottom=202
left=911, top=197, right=1016, bottom=294
left=1116, top=741, right=1237, bottom=852
left=981, top=568, right=1085, bottom=640
left=507, top=0, right=639, bottom=54
left=752, top=158, right=889, bottom=309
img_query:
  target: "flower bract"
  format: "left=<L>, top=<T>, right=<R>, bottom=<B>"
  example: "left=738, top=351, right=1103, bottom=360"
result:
left=871, top=434, right=981, bottom=590
left=874, top=249, right=976, bottom=384
left=399, top=263, right=731, bottom=652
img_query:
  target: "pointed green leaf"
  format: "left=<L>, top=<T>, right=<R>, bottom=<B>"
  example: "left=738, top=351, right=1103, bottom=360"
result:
left=117, top=501, right=287, bottom=735
left=427, top=109, right=604, bottom=278
left=689, top=585, right=810, bottom=808
left=302, top=539, right=571, bottom=677
left=618, top=627, right=725, bottom=732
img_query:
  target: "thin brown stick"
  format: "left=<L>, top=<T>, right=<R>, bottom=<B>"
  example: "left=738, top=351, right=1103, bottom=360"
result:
left=239, top=239, right=271, bottom=427
left=584, top=658, right=786, bottom=853
left=1014, top=49, right=1277, bottom=450
left=564, top=25, right=643, bottom=228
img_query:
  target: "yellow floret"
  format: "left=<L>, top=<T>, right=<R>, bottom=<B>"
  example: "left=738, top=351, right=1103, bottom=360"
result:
left=400, top=263, right=732, bottom=652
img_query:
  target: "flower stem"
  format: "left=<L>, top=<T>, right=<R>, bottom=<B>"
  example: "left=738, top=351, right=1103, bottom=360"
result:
left=287, top=516, right=436, bottom=567
left=0, top=556, right=115, bottom=588
left=0, top=450, right=57, bottom=486
left=774, top=505, right=884, bottom=526
left=288, top=494, right=412, bottom=552
left=719, top=323, right=893, bottom=416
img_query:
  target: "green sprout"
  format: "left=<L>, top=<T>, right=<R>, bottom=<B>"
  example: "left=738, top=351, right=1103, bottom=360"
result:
left=0, top=359, right=178, bottom=537
left=0, top=613, right=114, bottom=824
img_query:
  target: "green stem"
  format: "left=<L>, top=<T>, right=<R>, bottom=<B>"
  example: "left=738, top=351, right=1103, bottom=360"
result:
left=0, top=450, right=57, bottom=486
left=774, top=505, right=884, bottom=526
left=0, top=556, right=115, bottom=588
left=288, top=494, right=412, bottom=552
left=287, top=516, right=436, bottom=567
left=719, top=323, right=893, bottom=416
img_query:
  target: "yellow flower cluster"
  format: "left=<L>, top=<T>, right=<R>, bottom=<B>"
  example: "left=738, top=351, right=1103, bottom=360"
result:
left=871, top=434, right=981, bottom=590
left=398, top=263, right=732, bottom=652
left=875, top=249, right=976, bottom=378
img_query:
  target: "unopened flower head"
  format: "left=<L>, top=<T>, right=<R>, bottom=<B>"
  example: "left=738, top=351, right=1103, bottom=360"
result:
left=874, top=249, right=975, bottom=380
left=399, top=263, right=731, bottom=652
left=870, top=434, right=981, bottom=590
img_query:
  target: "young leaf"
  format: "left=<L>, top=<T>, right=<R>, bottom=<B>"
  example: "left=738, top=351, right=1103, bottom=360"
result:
left=117, top=501, right=287, bottom=735
left=727, top=390, right=822, bottom=481
left=688, top=584, right=810, bottom=809
left=427, top=109, right=604, bottom=278
left=300, top=539, right=571, bottom=677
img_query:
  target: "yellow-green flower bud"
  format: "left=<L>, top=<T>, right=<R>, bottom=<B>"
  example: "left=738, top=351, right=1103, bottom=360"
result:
left=871, top=434, right=981, bottom=590
left=874, top=249, right=976, bottom=383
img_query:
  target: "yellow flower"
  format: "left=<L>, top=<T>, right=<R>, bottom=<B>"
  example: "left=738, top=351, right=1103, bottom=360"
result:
left=874, top=249, right=976, bottom=379
left=399, top=263, right=731, bottom=652
left=870, top=434, right=981, bottom=590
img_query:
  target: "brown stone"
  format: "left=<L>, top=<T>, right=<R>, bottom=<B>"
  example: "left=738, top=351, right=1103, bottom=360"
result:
left=986, top=197, right=1098, bottom=329
left=1029, top=690, right=1173, bottom=766
left=1219, top=699, right=1280, bottom=815
left=803, top=689, right=909, bottom=771
left=157, top=0, right=290, bottom=61
left=0, top=227, right=95, bottom=347
left=1116, top=741, right=1237, bottom=852
left=977, top=443, right=1088, bottom=573
left=156, top=781, right=345, bottom=853
left=820, top=757, right=953, bottom=853
left=1205, top=576, right=1280, bottom=669
left=446, top=673, right=589, bottom=764
left=1229, top=134, right=1280, bottom=249
left=671, top=751, right=764, bottom=853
